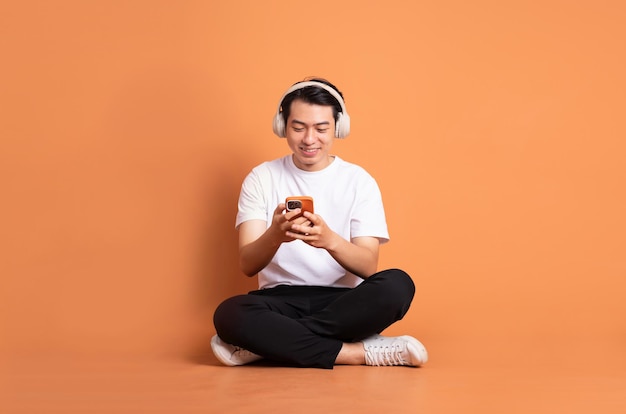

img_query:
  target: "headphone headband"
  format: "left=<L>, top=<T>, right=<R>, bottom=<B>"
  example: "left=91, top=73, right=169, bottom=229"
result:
left=272, top=80, right=351, bottom=138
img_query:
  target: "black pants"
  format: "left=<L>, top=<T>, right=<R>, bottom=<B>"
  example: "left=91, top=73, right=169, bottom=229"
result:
left=213, top=268, right=415, bottom=369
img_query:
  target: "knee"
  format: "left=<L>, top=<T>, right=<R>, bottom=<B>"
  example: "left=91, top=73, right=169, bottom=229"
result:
left=213, top=295, right=250, bottom=338
left=374, top=268, right=416, bottom=303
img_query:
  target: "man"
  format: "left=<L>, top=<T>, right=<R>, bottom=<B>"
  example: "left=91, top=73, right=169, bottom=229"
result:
left=211, top=78, right=428, bottom=369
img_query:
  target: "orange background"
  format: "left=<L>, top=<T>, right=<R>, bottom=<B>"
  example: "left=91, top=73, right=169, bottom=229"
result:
left=1, top=1, right=625, bottom=412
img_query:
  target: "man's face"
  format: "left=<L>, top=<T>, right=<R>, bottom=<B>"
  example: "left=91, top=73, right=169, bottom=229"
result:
left=285, top=99, right=336, bottom=172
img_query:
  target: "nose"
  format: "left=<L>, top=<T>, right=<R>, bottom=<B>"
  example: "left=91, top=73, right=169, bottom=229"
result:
left=303, top=127, right=316, bottom=144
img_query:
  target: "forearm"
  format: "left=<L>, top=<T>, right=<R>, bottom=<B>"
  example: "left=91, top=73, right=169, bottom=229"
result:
left=239, top=228, right=283, bottom=277
left=326, top=236, right=379, bottom=279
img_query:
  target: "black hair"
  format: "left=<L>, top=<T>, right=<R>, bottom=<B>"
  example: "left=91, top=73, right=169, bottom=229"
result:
left=279, top=77, right=345, bottom=124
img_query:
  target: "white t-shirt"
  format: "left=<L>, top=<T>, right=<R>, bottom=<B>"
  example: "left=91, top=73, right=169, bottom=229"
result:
left=236, top=155, right=389, bottom=289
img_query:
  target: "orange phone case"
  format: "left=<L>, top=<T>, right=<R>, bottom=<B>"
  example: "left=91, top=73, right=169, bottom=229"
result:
left=285, top=196, right=314, bottom=220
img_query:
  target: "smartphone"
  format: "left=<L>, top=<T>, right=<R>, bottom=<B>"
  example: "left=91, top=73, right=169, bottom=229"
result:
left=285, top=196, right=314, bottom=220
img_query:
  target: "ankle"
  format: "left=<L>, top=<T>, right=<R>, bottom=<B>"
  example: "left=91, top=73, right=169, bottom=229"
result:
left=335, top=342, right=366, bottom=365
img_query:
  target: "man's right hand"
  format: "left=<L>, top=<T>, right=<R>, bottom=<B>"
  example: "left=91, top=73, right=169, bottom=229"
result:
left=238, top=203, right=313, bottom=276
left=271, top=203, right=311, bottom=243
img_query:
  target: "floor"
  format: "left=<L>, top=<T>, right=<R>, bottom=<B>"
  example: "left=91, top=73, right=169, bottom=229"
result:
left=2, top=334, right=625, bottom=413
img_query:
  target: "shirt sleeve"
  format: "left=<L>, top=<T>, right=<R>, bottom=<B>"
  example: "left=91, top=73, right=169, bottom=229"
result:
left=235, top=167, right=269, bottom=228
left=350, top=174, right=390, bottom=244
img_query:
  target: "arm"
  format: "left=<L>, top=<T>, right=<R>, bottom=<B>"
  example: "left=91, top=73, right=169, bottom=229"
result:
left=327, top=235, right=380, bottom=279
left=238, top=203, right=311, bottom=277
left=287, top=211, right=380, bottom=279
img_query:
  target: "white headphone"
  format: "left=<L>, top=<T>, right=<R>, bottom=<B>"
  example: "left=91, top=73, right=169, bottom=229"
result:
left=272, top=81, right=351, bottom=138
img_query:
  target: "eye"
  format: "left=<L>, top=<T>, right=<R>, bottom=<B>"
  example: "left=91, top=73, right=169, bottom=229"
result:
left=317, top=129, right=329, bottom=133
left=293, top=127, right=304, bottom=132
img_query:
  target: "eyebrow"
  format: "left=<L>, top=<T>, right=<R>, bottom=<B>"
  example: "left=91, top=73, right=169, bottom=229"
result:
left=291, top=119, right=331, bottom=127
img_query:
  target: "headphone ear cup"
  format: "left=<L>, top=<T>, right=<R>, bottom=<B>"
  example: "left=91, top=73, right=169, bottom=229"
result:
left=273, top=112, right=286, bottom=137
left=335, top=112, right=351, bottom=138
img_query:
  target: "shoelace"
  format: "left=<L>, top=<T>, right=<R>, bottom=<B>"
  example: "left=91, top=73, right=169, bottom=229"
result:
left=364, top=343, right=408, bottom=366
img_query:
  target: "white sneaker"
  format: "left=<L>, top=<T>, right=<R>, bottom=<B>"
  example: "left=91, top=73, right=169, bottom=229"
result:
left=362, top=334, right=428, bottom=367
left=211, top=335, right=263, bottom=366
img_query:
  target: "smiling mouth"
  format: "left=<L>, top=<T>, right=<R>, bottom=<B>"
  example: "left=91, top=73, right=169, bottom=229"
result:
left=301, top=147, right=319, bottom=154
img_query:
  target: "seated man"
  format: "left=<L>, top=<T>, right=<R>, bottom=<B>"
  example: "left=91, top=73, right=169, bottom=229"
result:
left=211, top=78, right=428, bottom=369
